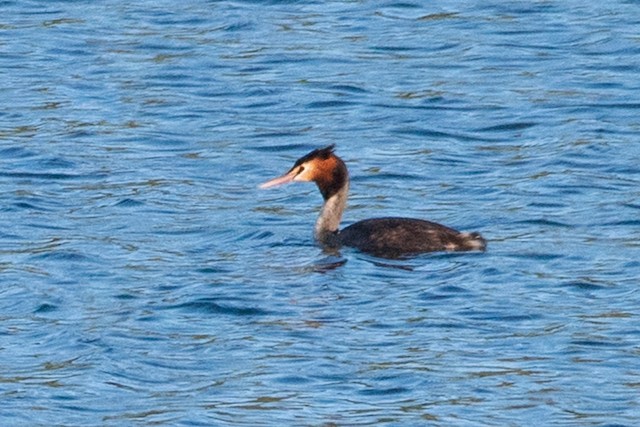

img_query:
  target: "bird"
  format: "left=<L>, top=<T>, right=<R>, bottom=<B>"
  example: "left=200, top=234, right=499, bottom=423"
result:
left=259, top=145, right=486, bottom=258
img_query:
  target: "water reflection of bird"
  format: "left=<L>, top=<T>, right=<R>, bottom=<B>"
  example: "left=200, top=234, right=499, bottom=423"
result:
left=260, top=145, right=486, bottom=258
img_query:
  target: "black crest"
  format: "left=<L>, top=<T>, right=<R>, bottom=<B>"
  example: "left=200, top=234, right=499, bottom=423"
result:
left=293, top=144, right=336, bottom=168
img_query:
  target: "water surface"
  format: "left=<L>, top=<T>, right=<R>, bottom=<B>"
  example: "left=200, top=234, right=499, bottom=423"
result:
left=1, top=1, right=639, bottom=425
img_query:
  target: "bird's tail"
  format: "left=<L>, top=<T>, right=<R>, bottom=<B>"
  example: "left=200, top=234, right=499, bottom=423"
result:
left=460, top=232, right=486, bottom=251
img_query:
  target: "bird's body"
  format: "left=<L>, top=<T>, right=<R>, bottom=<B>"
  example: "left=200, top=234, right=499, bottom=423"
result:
left=340, top=217, right=485, bottom=257
left=260, top=145, right=485, bottom=258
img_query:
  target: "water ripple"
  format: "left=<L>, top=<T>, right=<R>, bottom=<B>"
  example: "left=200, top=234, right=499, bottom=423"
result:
left=167, top=298, right=271, bottom=317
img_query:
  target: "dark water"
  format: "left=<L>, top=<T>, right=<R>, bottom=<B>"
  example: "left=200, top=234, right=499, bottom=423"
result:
left=2, top=1, right=640, bottom=425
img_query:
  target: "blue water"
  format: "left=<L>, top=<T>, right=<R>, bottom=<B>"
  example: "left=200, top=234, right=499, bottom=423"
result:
left=2, top=1, right=639, bottom=425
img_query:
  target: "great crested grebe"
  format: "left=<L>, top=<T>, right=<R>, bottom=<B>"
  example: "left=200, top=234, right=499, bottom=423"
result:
left=260, top=145, right=486, bottom=257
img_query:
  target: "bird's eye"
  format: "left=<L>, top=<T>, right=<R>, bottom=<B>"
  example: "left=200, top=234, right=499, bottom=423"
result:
left=297, top=166, right=305, bottom=174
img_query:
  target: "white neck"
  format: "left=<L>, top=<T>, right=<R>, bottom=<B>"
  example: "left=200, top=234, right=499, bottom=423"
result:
left=314, top=181, right=349, bottom=243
